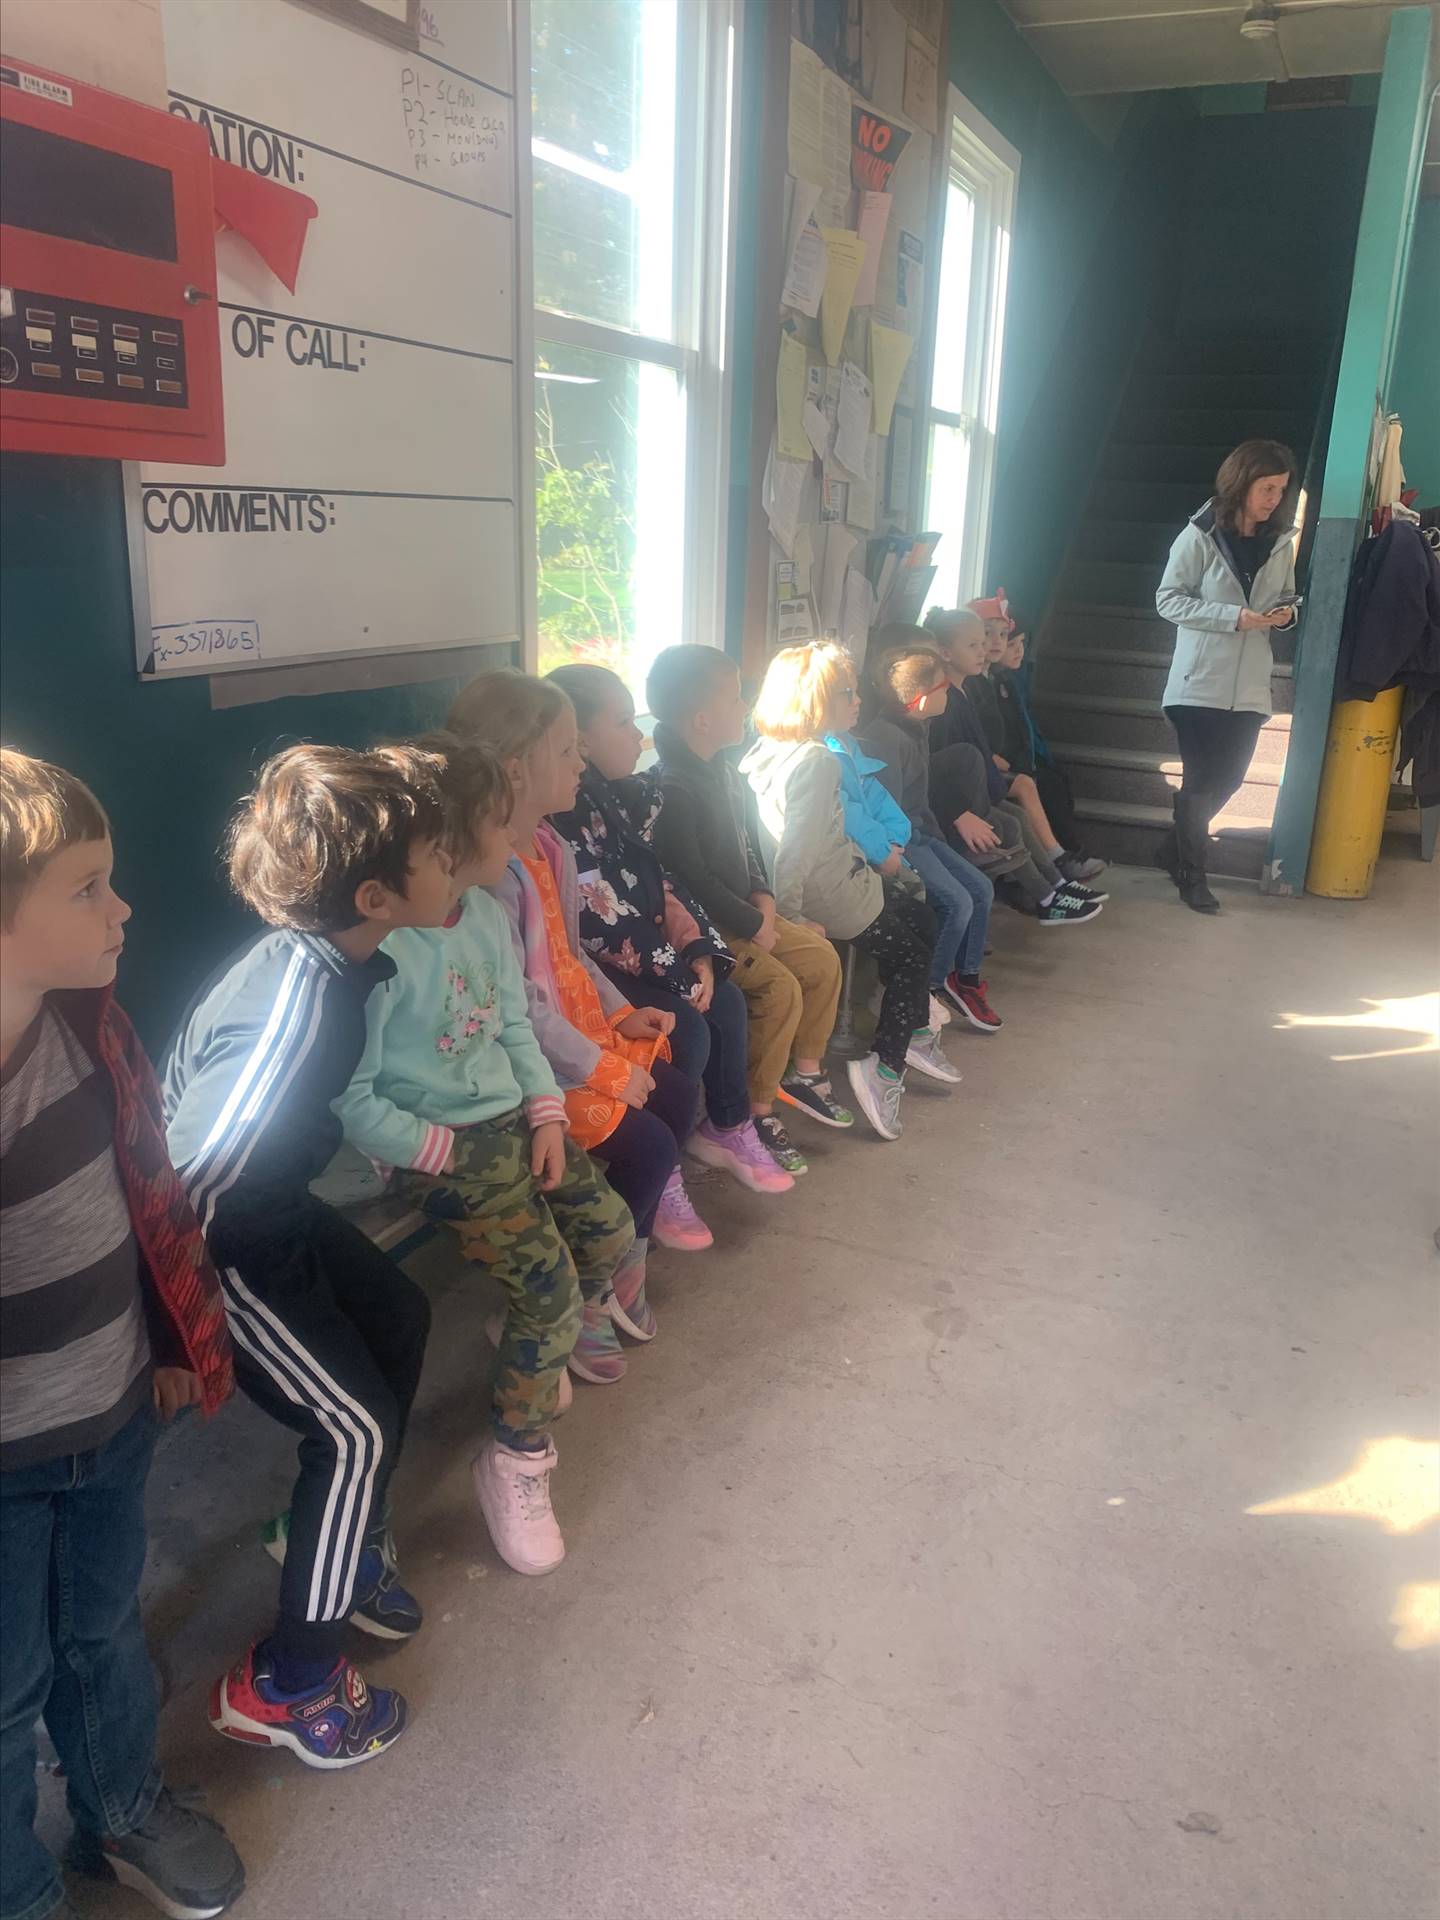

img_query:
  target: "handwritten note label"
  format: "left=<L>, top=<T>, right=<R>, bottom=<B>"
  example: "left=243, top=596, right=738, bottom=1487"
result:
left=400, top=67, right=505, bottom=179
left=151, top=620, right=262, bottom=670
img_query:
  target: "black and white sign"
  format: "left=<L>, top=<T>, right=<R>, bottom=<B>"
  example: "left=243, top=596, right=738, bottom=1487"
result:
left=130, top=0, right=523, bottom=677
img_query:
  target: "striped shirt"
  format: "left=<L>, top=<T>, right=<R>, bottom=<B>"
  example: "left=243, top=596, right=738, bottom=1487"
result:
left=0, top=1007, right=151, bottom=1470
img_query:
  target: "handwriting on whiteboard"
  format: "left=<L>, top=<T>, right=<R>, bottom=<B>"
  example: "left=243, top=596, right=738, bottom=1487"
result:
left=399, top=67, right=505, bottom=178
left=151, top=621, right=262, bottom=669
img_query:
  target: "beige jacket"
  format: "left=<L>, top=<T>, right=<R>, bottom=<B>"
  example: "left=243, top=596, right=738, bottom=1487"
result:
left=739, top=737, right=882, bottom=940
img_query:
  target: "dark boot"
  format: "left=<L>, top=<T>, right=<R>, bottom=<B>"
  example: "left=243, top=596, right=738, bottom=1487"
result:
left=1174, top=792, right=1219, bottom=913
left=1156, top=807, right=1181, bottom=886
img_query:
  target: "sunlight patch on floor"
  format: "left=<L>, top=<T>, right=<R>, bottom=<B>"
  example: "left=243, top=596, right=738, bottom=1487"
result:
left=1273, top=992, right=1439, bottom=1062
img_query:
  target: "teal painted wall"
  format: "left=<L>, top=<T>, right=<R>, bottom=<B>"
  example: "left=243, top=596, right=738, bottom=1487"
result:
left=0, top=455, right=464, bottom=1050
left=1159, top=108, right=1374, bottom=342
left=946, top=0, right=1180, bottom=621
left=1389, top=195, right=1440, bottom=504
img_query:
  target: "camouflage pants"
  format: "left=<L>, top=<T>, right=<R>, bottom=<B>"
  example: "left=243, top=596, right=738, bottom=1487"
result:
left=401, top=1113, right=633, bottom=1448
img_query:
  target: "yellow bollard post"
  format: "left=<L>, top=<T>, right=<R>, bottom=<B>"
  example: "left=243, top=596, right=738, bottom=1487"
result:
left=1306, top=685, right=1404, bottom=898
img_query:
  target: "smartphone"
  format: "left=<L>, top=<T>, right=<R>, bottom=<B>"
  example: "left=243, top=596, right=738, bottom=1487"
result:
left=1274, top=594, right=1304, bottom=611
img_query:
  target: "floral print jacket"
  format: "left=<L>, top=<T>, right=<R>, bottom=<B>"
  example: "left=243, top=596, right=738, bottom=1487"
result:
left=550, top=765, right=734, bottom=1000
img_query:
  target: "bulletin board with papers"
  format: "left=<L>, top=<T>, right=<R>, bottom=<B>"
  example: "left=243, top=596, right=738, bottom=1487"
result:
left=763, top=2, right=946, bottom=663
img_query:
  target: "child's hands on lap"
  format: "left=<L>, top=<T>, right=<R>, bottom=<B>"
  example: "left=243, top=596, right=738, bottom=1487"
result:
left=749, top=891, right=778, bottom=952
left=617, top=1007, right=673, bottom=1042
left=954, top=810, right=1000, bottom=854
left=154, top=1367, right=202, bottom=1422
left=530, top=1120, right=567, bottom=1192
left=690, top=956, right=715, bottom=1013
left=880, top=848, right=903, bottom=878
left=621, top=1064, right=656, bottom=1108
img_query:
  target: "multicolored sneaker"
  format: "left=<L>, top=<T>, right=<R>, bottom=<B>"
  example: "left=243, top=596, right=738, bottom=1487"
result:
left=846, top=1053, right=904, bottom=1141
left=568, top=1293, right=627, bottom=1384
left=904, top=1028, right=963, bottom=1085
left=472, top=1435, right=564, bottom=1575
left=689, top=1117, right=795, bottom=1193
left=652, top=1168, right=713, bottom=1251
left=943, top=975, right=1003, bottom=1033
left=609, top=1238, right=658, bottom=1342
left=485, top=1310, right=573, bottom=1414
left=209, top=1645, right=406, bottom=1769
left=68, top=1787, right=245, bottom=1918
left=777, top=1071, right=855, bottom=1129
left=753, top=1113, right=808, bottom=1176
left=263, top=1513, right=423, bottom=1641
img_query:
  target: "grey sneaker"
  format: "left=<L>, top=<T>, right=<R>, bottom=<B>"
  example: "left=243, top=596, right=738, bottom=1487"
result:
left=1057, top=851, right=1106, bottom=885
left=68, top=1787, right=244, bottom=1918
left=904, top=1029, right=963, bottom=1085
left=846, top=1053, right=904, bottom=1141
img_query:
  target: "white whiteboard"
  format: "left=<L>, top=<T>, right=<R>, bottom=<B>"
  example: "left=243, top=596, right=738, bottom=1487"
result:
left=129, top=0, right=525, bottom=678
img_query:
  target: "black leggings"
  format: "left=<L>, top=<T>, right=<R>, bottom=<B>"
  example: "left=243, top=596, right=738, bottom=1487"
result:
left=591, top=1056, right=693, bottom=1238
left=1165, top=706, right=1266, bottom=820
left=850, top=887, right=938, bottom=1075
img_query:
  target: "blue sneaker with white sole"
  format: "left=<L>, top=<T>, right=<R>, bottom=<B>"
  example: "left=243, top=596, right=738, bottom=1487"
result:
left=263, top=1512, right=423, bottom=1641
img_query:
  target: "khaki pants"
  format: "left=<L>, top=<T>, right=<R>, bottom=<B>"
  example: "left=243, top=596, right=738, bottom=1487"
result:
left=728, top=914, right=842, bottom=1106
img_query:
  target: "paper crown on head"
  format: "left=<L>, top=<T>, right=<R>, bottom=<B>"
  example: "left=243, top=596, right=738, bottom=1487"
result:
left=966, top=591, right=1014, bottom=630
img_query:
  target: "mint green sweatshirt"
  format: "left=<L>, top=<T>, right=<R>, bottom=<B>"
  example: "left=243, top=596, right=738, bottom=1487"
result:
left=334, top=887, right=566, bottom=1175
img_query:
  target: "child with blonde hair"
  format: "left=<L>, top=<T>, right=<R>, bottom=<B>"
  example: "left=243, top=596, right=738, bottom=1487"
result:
left=741, top=643, right=956, bottom=1142
left=448, top=671, right=708, bottom=1362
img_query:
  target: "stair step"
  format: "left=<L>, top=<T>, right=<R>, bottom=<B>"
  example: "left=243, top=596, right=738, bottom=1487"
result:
left=1098, top=442, right=1234, bottom=485
left=1126, top=370, right=1321, bottom=413
left=1046, top=605, right=1178, bottom=650
left=1036, top=648, right=1294, bottom=711
left=1135, top=333, right=1332, bottom=377
left=1049, top=740, right=1281, bottom=816
left=1115, top=405, right=1313, bottom=449
left=1071, top=799, right=1269, bottom=880
left=1060, top=560, right=1164, bottom=607
left=1039, top=652, right=1174, bottom=701
left=1034, top=692, right=1292, bottom=758
left=1090, top=479, right=1205, bottom=526
left=1078, top=518, right=1179, bottom=566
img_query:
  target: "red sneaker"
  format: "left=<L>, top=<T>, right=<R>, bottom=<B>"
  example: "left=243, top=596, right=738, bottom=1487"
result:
left=945, top=975, right=1003, bottom=1033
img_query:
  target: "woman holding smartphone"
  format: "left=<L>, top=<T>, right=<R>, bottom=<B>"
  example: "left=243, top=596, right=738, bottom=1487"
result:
left=1155, top=437, right=1300, bottom=913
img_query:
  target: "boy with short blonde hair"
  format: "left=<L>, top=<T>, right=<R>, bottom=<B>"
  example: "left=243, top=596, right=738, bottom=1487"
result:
left=1, top=749, right=243, bottom=1920
left=164, top=736, right=487, bottom=1771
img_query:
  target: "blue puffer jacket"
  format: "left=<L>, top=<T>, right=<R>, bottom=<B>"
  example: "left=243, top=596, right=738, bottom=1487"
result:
left=824, top=731, right=913, bottom=866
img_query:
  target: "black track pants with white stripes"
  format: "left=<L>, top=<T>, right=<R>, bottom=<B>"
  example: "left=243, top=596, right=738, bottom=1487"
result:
left=222, top=1201, right=432, bottom=1663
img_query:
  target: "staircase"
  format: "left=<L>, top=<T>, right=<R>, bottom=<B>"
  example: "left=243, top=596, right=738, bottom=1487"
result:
left=1032, top=330, right=1331, bottom=879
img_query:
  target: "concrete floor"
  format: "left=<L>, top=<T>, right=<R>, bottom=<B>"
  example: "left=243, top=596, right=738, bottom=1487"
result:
left=44, top=858, right=1440, bottom=1920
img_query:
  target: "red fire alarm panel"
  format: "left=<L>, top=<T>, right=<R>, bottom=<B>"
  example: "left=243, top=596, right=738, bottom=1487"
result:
left=0, top=56, right=224, bottom=463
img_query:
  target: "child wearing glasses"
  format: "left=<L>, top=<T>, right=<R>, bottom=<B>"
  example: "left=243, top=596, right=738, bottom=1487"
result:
left=741, top=643, right=955, bottom=1144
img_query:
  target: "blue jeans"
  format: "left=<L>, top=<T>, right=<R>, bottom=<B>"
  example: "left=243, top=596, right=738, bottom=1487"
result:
left=605, top=973, right=751, bottom=1132
left=907, top=834, right=993, bottom=986
left=0, top=1402, right=163, bottom=1920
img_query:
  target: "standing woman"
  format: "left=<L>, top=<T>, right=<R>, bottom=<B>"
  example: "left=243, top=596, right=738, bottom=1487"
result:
left=1156, top=438, right=1300, bottom=912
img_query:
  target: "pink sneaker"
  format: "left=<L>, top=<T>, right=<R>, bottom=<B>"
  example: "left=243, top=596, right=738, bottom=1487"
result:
left=651, top=1168, right=713, bottom=1251
left=567, top=1294, right=627, bottom=1385
left=472, top=1436, right=564, bottom=1575
left=609, top=1238, right=657, bottom=1342
left=689, top=1117, right=795, bottom=1194
left=484, top=1309, right=573, bottom=1414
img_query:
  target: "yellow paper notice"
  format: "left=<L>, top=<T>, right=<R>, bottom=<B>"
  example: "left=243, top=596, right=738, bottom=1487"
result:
left=869, top=322, right=914, bottom=434
left=820, top=229, right=866, bottom=366
left=776, top=331, right=811, bottom=462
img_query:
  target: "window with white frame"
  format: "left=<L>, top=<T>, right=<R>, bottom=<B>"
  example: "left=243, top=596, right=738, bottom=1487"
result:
left=922, top=92, right=1018, bottom=612
left=529, top=0, right=738, bottom=690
